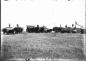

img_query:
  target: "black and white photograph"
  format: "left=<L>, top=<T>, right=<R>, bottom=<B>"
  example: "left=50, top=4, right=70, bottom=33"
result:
left=1, top=0, right=86, bottom=61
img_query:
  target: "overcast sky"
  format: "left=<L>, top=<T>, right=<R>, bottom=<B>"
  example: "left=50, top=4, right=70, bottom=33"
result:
left=1, top=0, right=85, bottom=30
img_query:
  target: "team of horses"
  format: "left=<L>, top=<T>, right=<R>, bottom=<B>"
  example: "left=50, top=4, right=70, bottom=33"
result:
left=2, top=25, right=86, bottom=35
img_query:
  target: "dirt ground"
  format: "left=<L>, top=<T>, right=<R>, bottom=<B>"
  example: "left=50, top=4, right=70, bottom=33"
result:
left=1, top=32, right=86, bottom=61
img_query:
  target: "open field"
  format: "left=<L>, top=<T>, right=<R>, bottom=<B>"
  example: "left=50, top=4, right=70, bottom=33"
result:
left=1, top=32, right=86, bottom=61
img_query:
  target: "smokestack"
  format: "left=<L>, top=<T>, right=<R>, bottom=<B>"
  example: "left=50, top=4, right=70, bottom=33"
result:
left=60, top=24, right=61, bottom=27
left=75, top=21, right=77, bottom=28
left=9, top=24, right=10, bottom=27
left=17, top=24, right=19, bottom=27
left=37, top=25, right=39, bottom=28
left=65, top=25, right=67, bottom=28
left=72, top=24, right=74, bottom=27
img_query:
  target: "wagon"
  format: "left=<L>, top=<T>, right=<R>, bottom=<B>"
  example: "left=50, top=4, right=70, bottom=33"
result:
left=2, top=27, right=14, bottom=34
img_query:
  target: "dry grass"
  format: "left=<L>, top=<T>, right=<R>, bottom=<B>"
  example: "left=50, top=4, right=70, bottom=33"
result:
left=1, top=32, right=85, bottom=61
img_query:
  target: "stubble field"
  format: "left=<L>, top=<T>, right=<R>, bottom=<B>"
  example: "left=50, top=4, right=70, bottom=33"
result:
left=1, top=32, right=86, bottom=61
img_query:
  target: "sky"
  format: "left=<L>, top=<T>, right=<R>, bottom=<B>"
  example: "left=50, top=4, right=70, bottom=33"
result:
left=1, top=0, right=85, bottom=30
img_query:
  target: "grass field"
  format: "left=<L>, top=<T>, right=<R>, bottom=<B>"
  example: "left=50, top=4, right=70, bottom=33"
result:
left=1, top=32, right=86, bottom=61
